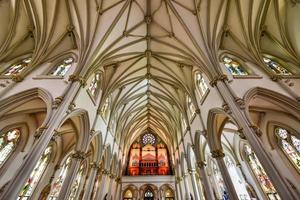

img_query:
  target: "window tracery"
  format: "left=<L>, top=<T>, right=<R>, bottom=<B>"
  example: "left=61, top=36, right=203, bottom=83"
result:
left=3, top=58, right=32, bottom=76
left=18, top=146, right=52, bottom=200
left=49, top=57, right=74, bottom=77
left=223, top=56, right=248, bottom=75
left=88, top=73, right=101, bottom=97
left=144, top=189, right=154, bottom=197
left=142, top=133, right=156, bottom=145
left=48, top=156, right=72, bottom=200
left=244, top=145, right=280, bottom=200
left=263, top=57, right=291, bottom=75
left=0, top=128, right=20, bottom=167
left=275, top=127, right=300, bottom=171
left=195, top=73, right=208, bottom=98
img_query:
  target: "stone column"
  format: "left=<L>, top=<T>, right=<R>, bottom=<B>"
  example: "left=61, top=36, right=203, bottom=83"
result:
left=95, top=169, right=109, bottom=200
left=183, top=172, right=192, bottom=200
left=0, top=80, right=84, bottom=200
left=214, top=78, right=299, bottom=199
left=113, top=176, right=121, bottom=200
left=82, top=162, right=99, bottom=200
left=197, top=161, right=214, bottom=200
left=188, top=169, right=201, bottom=200
left=106, top=172, right=115, bottom=199
left=175, top=181, right=181, bottom=200
left=178, top=177, right=185, bottom=200
left=57, top=151, right=85, bottom=200
left=211, top=149, right=239, bottom=200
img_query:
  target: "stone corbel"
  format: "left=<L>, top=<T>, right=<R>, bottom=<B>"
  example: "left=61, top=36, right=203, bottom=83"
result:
left=237, top=128, right=246, bottom=139
left=209, top=74, right=228, bottom=87
left=234, top=97, right=245, bottom=109
left=34, top=126, right=47, bottom=139
left=11, top=74, right=24, bottom=82
left=197, top=161, right=206, bottom=168
left=67, top=102, right=76, bottom=113
left=90, top=162, right=100, bottom=169
left=222, top=103, right=231, bottom=114
left=270, top=75, right=282, bottom=82
left=71, top=151, right=86, bottom=160
left=52, top=96, right=64, bottom=109
left=211, top=149, right=225, bottom=158
left=68, top=74, right=86, bottom=87
left=249, top=124, right=263, bottom=137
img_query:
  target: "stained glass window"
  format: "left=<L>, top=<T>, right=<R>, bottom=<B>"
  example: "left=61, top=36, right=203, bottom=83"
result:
left=275, top=127, right=300, bottom=171
left=68, top=163, right=84, bottom=200
left=142, top=133, right=156, bottom=145
left=144, top=189, right=154, bottom=197
left=0, top=129, right=20, bottom=167
left=263, top=57, right=291, bottom=75
left=48, top=156, right=72, bottom=200
left=3, top=58, right=32, bottom=76
left=18, top=146, right=52, bottom=200
left=244, top=145, right=280, bottom=200
left=195, top=73, right=208, bottom=97
left=124, top=189, right=133, bottom=200
left=223, top=56, right=248, bottom=75
left=187, top=95, right=196, bottom=117
left=100, top=97, right=110, bottom=120
left=88, top=73, right=101, bottom=97
left=211, top=160, right=227, bottom=198
left=49, top=57, right=74, bottom=77
left=224, top=156, right=250, bottom=200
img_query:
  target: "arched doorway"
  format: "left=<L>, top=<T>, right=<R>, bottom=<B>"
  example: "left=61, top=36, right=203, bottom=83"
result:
left=144, top=188, right=154, bottom=200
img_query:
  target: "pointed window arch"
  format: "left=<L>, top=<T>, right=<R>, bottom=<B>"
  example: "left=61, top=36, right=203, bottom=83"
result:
left=275, top=127, right=300, bottom=171
left=244, top=144, right=280, bottom=199
left=0, top=128, right=20, bottom=167
left=48, top=156, right=72, bottom=200
left=49, top=57, right=74, bottom=77
left=88, top=73, right=101, bottom=98
left=195, top=73, right=208, bottom=98
left=3, top=58, right=32, bottom=76
left=223, top=56, right=248, bottom=75
left=144, top=188, right=154, bottom=197
left=68, top=163, right=85, bottom=200
left=18, top=146, right=52, bottom=199
left=263, top=57, right=291, bottom=75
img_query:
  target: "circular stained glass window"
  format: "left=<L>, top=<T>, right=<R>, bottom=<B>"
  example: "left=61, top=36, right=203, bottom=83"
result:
left=142, top=133, right=156, bottom=145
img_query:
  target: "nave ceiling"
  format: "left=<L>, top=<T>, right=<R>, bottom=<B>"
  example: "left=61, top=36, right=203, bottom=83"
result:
left=0, top=0, right=299, bottom=155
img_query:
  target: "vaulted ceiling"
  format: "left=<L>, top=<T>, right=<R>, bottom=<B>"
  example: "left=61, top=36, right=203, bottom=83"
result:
left=0, top=0, right=299, bottom=154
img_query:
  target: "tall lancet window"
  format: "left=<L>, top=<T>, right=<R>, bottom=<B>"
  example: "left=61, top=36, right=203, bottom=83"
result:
left=195, top=73, right=208, bottom=97
left=187, top=95, right=196, bottom=117
left=275, top=127, right=300, bottom=171
left=18, top=146, right=52, bottom=200
left=211, top=160, right=227, bottom=198
left=68, top=163, right=85, bottom=200
left=3, top=58, right=32, bottom=75
left=49, top=156, right=72, bottom=200
left=263, top=57, right=291, bottom=75
left=244, top=145, right=280, bottom=200
left=49, top=57, right=74, bottom=77
left=0, top=129, right=20, bottom=167
left=88, top=73, right=101, bottom=97
left=223, top=56, right=248, bottom=75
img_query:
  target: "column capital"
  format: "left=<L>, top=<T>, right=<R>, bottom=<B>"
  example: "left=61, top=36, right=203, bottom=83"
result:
left=211, top=149, right=225, bottom=158
left=71, top=151, right=86, bottom=160
left=197, top=160, right=206, bottom=168
left=209, top=74, right=228, bottom=87
left=68, top=74, right=86, bottom=87
left=222, top=103, right=232, bottom=114
left=101, top=169, right=110, bottom=175
left=90, top=162, right=100, bottom=169
left=234, top=97, right=245, bottom=109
